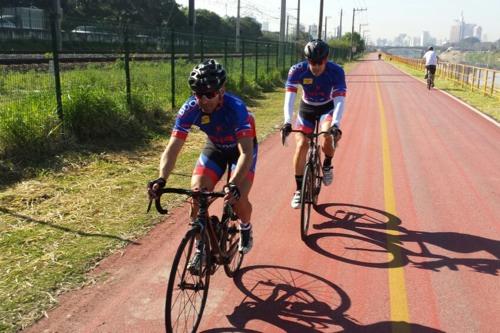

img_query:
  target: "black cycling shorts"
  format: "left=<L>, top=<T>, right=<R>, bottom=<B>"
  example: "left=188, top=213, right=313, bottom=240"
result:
left=296, top=100, right=334, bottom=134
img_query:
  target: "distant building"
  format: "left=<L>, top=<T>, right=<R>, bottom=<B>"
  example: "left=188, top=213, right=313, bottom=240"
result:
left=449, top=14, right=481, bottom=42
left=421, top=31, right=432, bottom=46
left=473, top=25, right=482, bottom=40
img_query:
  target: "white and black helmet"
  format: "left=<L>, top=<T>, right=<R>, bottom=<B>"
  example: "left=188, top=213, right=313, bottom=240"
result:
left=304, top=39, right=329, bottom=61
left=188, top=59, right=227, bottom=93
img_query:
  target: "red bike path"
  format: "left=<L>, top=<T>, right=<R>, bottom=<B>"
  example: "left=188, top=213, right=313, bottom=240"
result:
left=25, top=54, right=500, bottom=333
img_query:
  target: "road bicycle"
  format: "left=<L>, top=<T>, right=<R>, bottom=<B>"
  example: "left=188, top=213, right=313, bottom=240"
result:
left=282, top=120, right=336, bottom=242
left=426, top=67, right=435, bottom=90
left=148, top=187, right=243, bottom=333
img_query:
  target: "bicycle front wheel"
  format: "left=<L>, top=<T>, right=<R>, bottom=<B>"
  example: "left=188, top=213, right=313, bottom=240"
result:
left=222, top=218, right=244, bottom=278
left=165, top=228, right=211, bottom=333
left=300, top=163, right=314, bottom=241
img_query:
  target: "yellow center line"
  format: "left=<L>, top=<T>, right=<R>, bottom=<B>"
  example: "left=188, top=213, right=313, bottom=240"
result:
left=373, top=67, right=411, bottom=332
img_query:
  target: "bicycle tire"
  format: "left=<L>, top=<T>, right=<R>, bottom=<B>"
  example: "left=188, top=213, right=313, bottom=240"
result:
left=165, top=228, right=211, bottom=333
left=313, top=153, right=322, bottom=205
left=222, top=217, right=244, bottom=278
left=300, top=163, right=314, bottom=241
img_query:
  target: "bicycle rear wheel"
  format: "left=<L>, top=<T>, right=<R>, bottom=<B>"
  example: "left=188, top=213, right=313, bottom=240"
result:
left=165, top=228, right=211, bottom=333
left=222, top=217, right=244, bottom=277
left=300, top=163, right=314, bottom=241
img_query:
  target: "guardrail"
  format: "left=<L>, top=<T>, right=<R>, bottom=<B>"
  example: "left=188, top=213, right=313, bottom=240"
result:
left=385, top=54, right=499, bottom=99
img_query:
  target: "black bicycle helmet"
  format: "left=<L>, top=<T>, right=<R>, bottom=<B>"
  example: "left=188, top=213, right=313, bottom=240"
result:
left=188, top=59, right=226, bottom=93
left=304, top=39, right=329, bottom=61
left=428, top=46, right=434, bottom=51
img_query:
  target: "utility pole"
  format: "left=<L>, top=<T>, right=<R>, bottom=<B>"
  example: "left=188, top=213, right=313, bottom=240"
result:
left=359, top=23, right=368, bottom=35
left=188, top=0, right=195, bottom=61
left=296, top=0, right=300, bottom=41
left=236, top=0, right=241, bottom=52
left=280, top=0, right=286, bottom=62
left=318, top=0, right=324, bottom=39
left=53, top=0, right=62, bottom=50
left=339, top=9, right=343, bottom=38
left=286, top=15, right=289, bottom=41
left=324, top=16, right=327, bottom=40
left=350, top=7, right=367, bottom=60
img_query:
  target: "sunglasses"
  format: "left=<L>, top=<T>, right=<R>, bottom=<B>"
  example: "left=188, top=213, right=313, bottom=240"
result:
left=308, top=58, right=326, bottom=66
left=194, top=91, right=218, bottom=99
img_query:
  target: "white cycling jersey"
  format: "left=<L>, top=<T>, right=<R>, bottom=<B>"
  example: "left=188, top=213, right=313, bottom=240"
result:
left=423, top=51, right=438, bottom=66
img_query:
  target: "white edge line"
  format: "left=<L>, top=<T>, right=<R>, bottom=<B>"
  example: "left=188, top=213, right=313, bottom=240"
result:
left=386, top=61, right=500, bottom=128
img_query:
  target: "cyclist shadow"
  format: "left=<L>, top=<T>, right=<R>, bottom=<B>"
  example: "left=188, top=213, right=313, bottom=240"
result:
left=307, top=203, right=499, bottom=275
left=201, top=265, right=443, bottom=332
left=0, top=207, right=139, bottom=244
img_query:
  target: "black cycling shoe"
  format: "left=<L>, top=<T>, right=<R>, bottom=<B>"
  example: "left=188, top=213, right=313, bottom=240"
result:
left=239, top=226, right=253, bottom=254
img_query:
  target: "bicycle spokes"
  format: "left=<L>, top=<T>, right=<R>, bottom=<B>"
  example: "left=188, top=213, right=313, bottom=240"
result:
left=166, top=230, right=210, bottom=333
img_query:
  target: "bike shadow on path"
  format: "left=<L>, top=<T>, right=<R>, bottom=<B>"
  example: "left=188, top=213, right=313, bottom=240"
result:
left=201, top=265, right=443, bottom=333
left=306, top=203, right=499, bottom=275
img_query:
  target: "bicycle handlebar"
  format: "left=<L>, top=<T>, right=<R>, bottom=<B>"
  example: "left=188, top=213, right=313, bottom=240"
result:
left=280, top=127, right=336, bottom=146
left=147, top=188, right=226, bottom=215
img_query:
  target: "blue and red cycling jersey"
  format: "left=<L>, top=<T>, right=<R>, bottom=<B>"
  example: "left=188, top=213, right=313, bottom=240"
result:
left=172, top=93, right=256, bottom=151
left=286, top=60, right=347, bottom=104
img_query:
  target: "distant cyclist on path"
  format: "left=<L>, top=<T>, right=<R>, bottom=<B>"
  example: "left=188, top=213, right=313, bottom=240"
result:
left=281, top=39, right=347, bottom=209
left=423, top=46, right=438, bottom=87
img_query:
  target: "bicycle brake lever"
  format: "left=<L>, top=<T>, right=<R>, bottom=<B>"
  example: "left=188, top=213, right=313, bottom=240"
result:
left=146, top=199, right=153, bottom=213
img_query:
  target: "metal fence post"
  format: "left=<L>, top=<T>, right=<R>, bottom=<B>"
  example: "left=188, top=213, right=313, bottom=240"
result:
left=483, top=70, right=488, bottom=96
left=491, top=72, right=496, bottom=97
left=124, top=30, right=132, bottom=107
left=276, top=42, right=279, bottom=68
left=200, top=34, right=204, bottom=62
left=49, top=10, right=63, bottom=123
left=266, top=43, right=270, bottom=74
left=255, top=41, right=258, bottom=82
left=224, top=38, right=228, bottom=70
left=282, top=42, right=286, bottom=74
left=241, top=40, right=245, bottom=88
left=171, top=30, right=176, bottom=109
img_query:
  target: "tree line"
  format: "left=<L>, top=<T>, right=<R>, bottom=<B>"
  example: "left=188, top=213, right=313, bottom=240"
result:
left=3, top=0, right=263, bottom=39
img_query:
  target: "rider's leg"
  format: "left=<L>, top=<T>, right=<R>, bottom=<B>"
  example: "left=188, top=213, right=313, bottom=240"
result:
left=229, top=172, right=255, bottom=253
left=320, top=119, right=334, bottom=158
left=293, top=133, right=308, bottom=189
left=190, top=174, right=216, bottom=220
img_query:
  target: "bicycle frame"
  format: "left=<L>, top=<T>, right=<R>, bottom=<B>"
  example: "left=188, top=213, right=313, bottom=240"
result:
left=151, top=188, right=236, bottom=266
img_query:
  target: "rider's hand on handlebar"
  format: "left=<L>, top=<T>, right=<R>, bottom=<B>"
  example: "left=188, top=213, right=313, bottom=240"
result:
left=330, top=125, right=342, bottom=144
left=223, top=182, right=240, bottom=203
left=280, top=122, right=292, bottom=145
left=147, top=177, right=166, bottom=200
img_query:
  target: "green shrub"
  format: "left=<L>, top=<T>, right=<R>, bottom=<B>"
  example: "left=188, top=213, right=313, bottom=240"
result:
left=63, top=88, right=141, bottom=142
left=0, top=96, right=61, bottom=161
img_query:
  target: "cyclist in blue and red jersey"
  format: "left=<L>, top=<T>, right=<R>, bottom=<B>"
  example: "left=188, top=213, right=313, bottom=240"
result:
left=148, top=59, right=257, bottom=266
left=281, top=39, right=347, bottom=209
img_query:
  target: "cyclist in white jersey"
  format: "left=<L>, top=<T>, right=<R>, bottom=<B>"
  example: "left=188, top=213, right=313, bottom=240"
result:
left=281, top=39, right=347, bottom=209
left=423, top=46, right=438, bottom=86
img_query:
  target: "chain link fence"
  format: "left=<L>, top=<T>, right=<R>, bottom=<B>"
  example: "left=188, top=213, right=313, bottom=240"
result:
left=1, top=10, right=353, bottom=161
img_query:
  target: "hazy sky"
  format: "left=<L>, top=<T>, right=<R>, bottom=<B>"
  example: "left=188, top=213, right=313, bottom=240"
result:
left=176, top=0, right=500, bottom=42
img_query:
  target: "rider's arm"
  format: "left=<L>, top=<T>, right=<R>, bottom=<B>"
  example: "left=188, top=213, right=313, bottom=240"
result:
left=229, top=136, right=254, bottom=187
left=283, top=90, right=297, bottom=124
left=332, top=95, right=346, bottom=127
left=159, top=137, right=185, bottom=180
left=331, top=64, right=347, bottom=127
